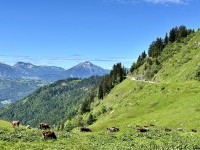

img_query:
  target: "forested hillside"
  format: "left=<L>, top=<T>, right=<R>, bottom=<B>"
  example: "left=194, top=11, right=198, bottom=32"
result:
left=130, top=26, right=197, bottom=81
left=0, top=78, right=45, bottom=107
left=0, top=76, right=102, bottom=127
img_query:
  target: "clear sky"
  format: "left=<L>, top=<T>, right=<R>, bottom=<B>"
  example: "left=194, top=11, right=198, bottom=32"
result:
left=0, top=0, right=199, bottom=69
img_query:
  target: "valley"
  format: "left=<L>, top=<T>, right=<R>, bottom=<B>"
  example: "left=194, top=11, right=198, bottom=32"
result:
left=0, top=78, right=46, bottom=107
left=0, top=26, right=200, bottom=149
left=1, top=0, right=200, bottom=148
left=0, top=61, right=109, bottom=106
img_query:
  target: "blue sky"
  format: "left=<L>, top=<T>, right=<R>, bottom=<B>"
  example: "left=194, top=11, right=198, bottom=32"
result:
left=0, top=0, right=199, bottom=69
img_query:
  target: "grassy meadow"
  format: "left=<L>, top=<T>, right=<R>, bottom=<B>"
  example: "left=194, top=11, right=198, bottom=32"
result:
left=1, top=119, right=200, bottom=150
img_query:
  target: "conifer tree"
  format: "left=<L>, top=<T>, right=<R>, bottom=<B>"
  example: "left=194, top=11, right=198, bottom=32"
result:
left=169, top=28, right=176, bottom=43
left=179, top=25, right=187, bottom=38
left=98, top=63, right=127, bottom=99
left=164, top=33, right=169, bottom=45
left=87, top=114, right=96, bottom=125
left=98, top=84, right=104, bottom=99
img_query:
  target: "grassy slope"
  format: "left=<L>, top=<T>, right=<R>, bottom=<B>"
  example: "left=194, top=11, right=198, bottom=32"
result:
left=89, top=30, right=200, bottom=132
left=90, top=79, right=200, bottom=131
left=1, top=119, right=200, bottom=150
left=0, top=120, right=13, bottom=129
left=0, top=120, right=93, bottom=150
left=154, top=31, right=200, bottom=82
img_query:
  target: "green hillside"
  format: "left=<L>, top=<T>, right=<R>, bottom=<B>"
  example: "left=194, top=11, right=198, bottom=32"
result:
left=0, top=76, right=102, bottom=127
left=154, top=30, right=200, bottom=82
left=82, top=29, right=200, bottom=132
left=88, top=78, right=200, bottom=131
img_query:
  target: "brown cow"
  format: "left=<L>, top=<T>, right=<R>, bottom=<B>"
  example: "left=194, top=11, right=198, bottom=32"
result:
left=137, top=127, right=149, bottom=132
left=80, top=127, right=92, bottom=132
left=191, top=129, right=197, bottom=133
left=165, top=128, right=172, bottom=132
left=11, top=120, right=20, bottom=127
left=39, top=123, right=50, bottom=130
left=42, top=131, right=57, bottom=140
left=107, top=127, right=119, bottom=132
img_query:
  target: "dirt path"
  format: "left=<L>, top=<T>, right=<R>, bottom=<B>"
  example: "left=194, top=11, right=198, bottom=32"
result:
left=129, top=76, right=157, bottom=84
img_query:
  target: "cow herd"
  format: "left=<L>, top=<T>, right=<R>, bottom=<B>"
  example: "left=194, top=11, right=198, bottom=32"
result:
left=79, top=127, right=120, bottom=133
left=11, top=120, right=57, bottom=140
left=10, top=120, right=198, bottom=140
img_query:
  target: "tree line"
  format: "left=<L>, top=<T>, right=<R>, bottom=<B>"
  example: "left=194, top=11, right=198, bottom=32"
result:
left=98, top=63, right=127, bottom=100
left=148, top=25, right=194, bottom=58
left=78, top=63, right=127, bottom=116
left=130, top=25, right=195, bottom=74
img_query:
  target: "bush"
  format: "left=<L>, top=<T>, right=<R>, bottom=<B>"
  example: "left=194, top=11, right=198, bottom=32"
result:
left=86, top=114, right=96, bottom=125
left=195, top=64, right=200, bottom=81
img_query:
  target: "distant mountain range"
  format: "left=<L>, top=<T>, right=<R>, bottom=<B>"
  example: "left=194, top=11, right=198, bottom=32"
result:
left=0, top=61, right=110, bottom=82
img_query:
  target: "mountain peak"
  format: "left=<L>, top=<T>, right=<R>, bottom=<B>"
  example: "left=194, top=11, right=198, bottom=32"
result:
left=15, top=62, right=33, bottom=65
left=66, top=61, right=110, bottom=78
left=14, top=62, right=35, bottom=68
left=78, top=61, right=93, bottom=66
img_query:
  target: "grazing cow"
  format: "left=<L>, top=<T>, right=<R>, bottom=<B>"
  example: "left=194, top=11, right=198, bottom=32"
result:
left=107, top=127, right=119, bottom=132
left=80, top=127, right=92, bottom=132
left=137, top=127, right=149, bottom=132
left=191, top=129, right=197, bottom=133
left=165, top=128, right=172, bottom=132
left=135, top=125, right=141, bottom=128
left=11, top=120, right=20, bottom=127
left=39, top=123, right=50, bottom=130
left=26, top=125, right=31, bottom=129
left=42, top=131, right=57, bottom=140
left=177, top=128, right=183, bottom=131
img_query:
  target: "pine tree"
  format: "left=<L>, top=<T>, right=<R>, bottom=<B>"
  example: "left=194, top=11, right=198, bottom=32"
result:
left=164, top=33, right=169, bottom=45
left=179, top=25, right=187, bottom=38
left=148, top=38, right=164, bottom=57
left=98, top=84, right=104, bottom=99
left=98, top=63, right=127, bottom=100
left=87, top=114, right=96, bottom=125
left=130, top=62, right=137, bottom=73
left=169, top=28, right=176, bottom=43
left=141, top=51, right=147, bottom=59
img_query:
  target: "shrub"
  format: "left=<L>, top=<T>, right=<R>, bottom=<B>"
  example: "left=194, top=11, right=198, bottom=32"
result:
left=195, top=64, right=200, bottom=81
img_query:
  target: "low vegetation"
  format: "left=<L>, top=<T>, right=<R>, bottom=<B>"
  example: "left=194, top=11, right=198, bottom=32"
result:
left=1, top=120, right=200, bottom=149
